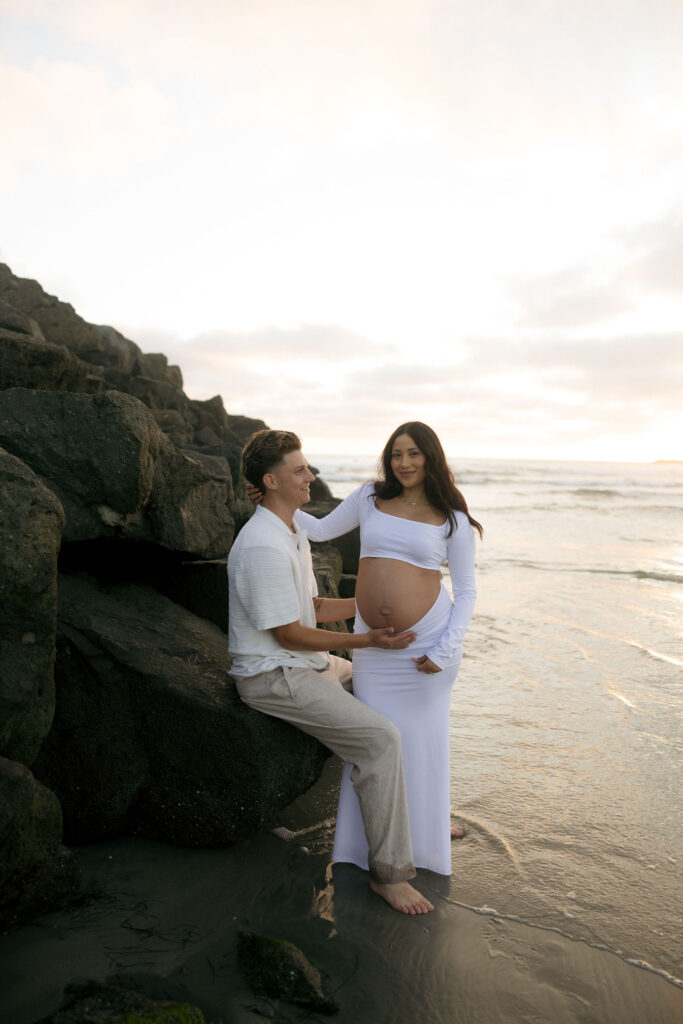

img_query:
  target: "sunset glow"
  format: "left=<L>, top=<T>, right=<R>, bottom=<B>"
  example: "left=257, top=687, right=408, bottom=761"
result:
left=1, top=0, right=682, bottom=461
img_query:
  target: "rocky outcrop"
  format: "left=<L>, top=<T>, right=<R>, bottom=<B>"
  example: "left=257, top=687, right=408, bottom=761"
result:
left=0, top=265, right=251, bottom=518
left=0, top=448, right=64, bottom=765
left=0, top=757, right=80, bottom=927
left=0, top=260, right=355, bottom=926
left=33, top=575, right=328, bottom=846
left=0, top=388, right=234, bottom=558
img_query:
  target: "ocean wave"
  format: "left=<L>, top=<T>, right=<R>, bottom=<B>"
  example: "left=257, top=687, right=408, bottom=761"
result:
left=475, top=503, right=564, bottom=513
left=494, top=560, right=683, bottom=586
left=573, top=488, right=620, bottom=498
left=446, top=899, right=683, bottom=989
left=628, top=643, right=683, bottom=668
left=628, top=569, right=683, bottom=585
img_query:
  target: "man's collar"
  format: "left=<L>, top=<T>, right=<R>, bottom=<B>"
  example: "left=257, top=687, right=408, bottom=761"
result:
left=255, top=503, right=304, bottom=538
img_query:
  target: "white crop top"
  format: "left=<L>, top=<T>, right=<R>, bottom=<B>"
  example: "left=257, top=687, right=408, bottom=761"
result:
left=294, top=481, right=477, bottom=669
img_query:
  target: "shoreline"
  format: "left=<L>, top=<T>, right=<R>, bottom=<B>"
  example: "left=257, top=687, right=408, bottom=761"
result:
left=2, top=762, right=681, bottom=1024
left=1, top=834, right=681, bottom=1024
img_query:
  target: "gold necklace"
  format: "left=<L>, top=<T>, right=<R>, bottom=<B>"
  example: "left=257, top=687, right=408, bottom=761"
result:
left=399, top=494, right=429, bottom=508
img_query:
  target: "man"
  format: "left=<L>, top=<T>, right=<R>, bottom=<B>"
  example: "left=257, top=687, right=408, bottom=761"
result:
left=227, top=429, right=435, bottom=914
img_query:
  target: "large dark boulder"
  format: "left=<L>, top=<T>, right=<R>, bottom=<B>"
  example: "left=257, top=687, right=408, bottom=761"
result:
left=0, top=448, right=64, bottom=765
left=0, top=756, right=80, bottom=927
left=33, top=574, right=328, bottom=846
left=0, top=388, right=233, bottom=558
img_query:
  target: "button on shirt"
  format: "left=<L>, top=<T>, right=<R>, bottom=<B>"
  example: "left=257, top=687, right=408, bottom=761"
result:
left=227, top=504, right=329, bottom=677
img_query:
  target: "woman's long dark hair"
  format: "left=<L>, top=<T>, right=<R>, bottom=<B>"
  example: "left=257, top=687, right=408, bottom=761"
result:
left=374, top=421, right=483, bottom=539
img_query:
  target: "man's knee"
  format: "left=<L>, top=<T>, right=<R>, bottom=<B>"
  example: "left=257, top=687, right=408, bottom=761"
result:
left=373, top=717, right=402, bottom=757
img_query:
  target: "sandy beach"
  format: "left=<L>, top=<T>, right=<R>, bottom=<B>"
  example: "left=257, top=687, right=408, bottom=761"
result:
left=1, top=759, right=681, bottom=1024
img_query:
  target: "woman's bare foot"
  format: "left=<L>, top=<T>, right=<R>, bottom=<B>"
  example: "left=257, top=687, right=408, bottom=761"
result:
left=369, top=879, right=435, bottom=914
left=450, top=824, right=465, bottom=839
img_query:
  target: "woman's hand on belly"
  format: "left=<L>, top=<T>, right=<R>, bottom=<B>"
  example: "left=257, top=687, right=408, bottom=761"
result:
left=412, top=655, right=442, bottom=674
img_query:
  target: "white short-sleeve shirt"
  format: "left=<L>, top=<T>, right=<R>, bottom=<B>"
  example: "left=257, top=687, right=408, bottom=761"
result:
left=227, top=505, right=329, bottom=677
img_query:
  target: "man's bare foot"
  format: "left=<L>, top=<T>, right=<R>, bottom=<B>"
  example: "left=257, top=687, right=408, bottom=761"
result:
left=369, top=879, right=435, bottom=915
left=450, top=823, right=465, bottom=839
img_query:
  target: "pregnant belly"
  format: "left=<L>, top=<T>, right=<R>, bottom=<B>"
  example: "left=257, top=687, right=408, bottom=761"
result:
left=356, top=558, right=441, bottom=634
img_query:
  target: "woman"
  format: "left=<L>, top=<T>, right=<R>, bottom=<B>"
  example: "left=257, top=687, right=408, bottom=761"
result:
left=295, top=422, right=482, bottom=876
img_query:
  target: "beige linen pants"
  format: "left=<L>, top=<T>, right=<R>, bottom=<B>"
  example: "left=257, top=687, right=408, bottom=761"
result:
left=234, top=655, right=416, bottom=884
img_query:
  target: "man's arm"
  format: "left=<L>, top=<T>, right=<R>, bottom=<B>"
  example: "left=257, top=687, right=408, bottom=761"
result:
left=272, top=619, right=416, bottom=652
left=313, top=596, right=355, bottom=623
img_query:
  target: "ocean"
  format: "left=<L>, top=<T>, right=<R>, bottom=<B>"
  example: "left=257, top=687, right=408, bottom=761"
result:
left=308, top=455, right=683, bottom=986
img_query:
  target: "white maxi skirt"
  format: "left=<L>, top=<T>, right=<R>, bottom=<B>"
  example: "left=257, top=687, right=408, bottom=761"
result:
left=332, top=586, right=461, bottom=876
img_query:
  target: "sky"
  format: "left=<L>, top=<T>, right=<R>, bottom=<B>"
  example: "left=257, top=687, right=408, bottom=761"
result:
left=1, top=0, right=682, bottom=461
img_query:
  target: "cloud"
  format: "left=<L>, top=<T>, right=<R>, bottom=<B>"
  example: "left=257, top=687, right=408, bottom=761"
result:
left=616, top=213, right=683, bottom=296
left=180, top=324, right=393, bottom=362
left=125, top=316, right=682, bottom=458
left=0, top=56, right=174, bottom=189
left=508, top=207, right=683, bottom=329
left=510, top=265, right=634, bottom=328
left=2, top=1, right=682, bottom=461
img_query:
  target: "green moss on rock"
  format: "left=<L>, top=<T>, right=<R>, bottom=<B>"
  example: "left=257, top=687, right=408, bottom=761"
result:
left=42, top=981, right=205, bottom=1023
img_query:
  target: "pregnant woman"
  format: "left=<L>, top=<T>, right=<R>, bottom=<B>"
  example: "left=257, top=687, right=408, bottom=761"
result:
left=295, top=421, right=482, bottom=876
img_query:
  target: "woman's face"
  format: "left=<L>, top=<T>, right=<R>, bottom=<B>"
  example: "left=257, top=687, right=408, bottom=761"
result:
left=390, top=433, right=426, bottom=489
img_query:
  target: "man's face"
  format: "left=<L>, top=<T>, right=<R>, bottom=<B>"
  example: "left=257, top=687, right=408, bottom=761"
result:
left=268, top=449, right=316, bottom=507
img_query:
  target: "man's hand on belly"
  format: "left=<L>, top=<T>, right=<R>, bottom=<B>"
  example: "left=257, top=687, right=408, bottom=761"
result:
left=364, top=627, right=417, bottom=650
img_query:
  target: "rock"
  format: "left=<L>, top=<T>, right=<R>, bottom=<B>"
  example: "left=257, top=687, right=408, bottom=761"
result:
left=191, top=395, right=241, bottom=446
left=153, top=559, right=230, bottom=633
left=153, top=409, right=194, bottom=446
left=311, top=543, right=343, bottom=596
left=43, top=981, right=204, bottom=1023
left=306, top=500, right=360, bottom=574
left=0, top=388, right=233, bottom=558
left=90, top=324, right=140, bottom=374
left=181, top=449, right=236, bottom=502
left=338, top=573, right=357, bottom=600
left=187, top=441, right=253, bottom=529
left=0, top=448, right=64, bottom=765
left=226, top=413, right=269, bottom=443
left=0, top=328, right=88, bottom=392
left=310, top=546, right=351, bottom=658
left=0, top=756, right=80, bottom=928
left=137, top=350, right=183, bottom=387
left=308, top=466, right=333, bottom=501
left=0, top=297, right=44, bottom=338
left=237, top=932, right=339, bottom=1015
left=33, top=574, right=328, bottom=845
left=0, top=263, right=109, bottom=363
left=103, top=369, right=188, bottom=412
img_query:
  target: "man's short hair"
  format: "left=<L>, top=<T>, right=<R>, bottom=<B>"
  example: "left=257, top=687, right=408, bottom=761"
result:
left=241, top=429, right=302, bottom=490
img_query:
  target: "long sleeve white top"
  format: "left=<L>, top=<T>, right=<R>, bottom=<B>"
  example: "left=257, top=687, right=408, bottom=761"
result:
left=294, top=482, right=476, bottom=669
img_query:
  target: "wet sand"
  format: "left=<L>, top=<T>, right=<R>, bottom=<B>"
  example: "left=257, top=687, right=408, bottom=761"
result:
left=1, top=763, right=681, bottom=1024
